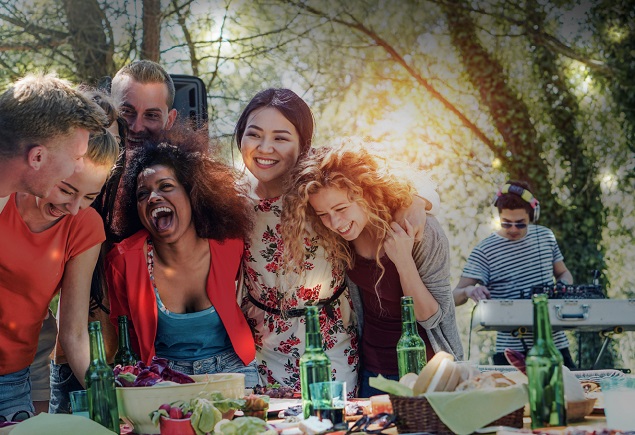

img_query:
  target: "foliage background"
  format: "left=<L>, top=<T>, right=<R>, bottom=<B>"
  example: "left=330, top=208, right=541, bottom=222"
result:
left=2, top=0, right=633, bottom=369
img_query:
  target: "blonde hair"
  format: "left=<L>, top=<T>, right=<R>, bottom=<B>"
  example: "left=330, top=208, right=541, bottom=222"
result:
left=81, top=88, right=120, bottom=168
left=281, top=140, right=414, bottom=282
left=0, top=73, right=108, bottom=158
left=112, top=60, right=175, bottom=108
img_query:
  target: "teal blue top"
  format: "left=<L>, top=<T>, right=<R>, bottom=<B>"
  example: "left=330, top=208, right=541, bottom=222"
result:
left=153, top=291, right=232, bottom=361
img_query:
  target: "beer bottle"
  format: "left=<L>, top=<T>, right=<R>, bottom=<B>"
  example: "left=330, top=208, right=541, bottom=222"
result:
left=396, top=296, right=427, bottom=377
left=114, top=315, right=139, bottom=366
left=86, top=321, right=120, bottom=433
left=299, top=306, right=332, bottom=419
left=526, top=293, right=566, bottom=428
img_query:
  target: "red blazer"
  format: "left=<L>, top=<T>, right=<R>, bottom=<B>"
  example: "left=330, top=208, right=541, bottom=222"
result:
left=105, top=229, right=255, bottom=366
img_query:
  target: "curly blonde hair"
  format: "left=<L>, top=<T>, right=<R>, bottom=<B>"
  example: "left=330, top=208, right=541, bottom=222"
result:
left=281, top=140, right=414, bottom=279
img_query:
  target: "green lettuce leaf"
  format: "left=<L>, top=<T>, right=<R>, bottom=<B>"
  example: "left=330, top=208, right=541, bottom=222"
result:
left=190, top=398, right=222, bottom=435
left=215, top=417, right=276, bottom=435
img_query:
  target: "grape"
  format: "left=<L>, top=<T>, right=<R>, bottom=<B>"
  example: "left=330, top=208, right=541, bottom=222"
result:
left=252, top=383, right=296, bottom=398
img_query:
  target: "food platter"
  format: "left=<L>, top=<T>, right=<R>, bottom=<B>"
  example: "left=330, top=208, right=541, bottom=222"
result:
left=268, top=398, right=302, bottom=415
left=479, top=366, right=626, bottom=415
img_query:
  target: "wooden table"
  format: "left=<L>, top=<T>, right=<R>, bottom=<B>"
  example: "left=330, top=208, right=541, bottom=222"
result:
left=374, top=415, right=609, bottom=434
left=285, top=414, right=609, bottom=434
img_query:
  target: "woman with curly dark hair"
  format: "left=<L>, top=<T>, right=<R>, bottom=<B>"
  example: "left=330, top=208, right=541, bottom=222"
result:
left=106, top=129, right=258, bottom=386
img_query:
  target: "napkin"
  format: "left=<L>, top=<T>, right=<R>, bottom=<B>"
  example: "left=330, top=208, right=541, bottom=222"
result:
left=562, top=366, right=585, bottom=402
left=425, top=383, right=528, bottom=435
left=9, top=413, right=117, bottom=435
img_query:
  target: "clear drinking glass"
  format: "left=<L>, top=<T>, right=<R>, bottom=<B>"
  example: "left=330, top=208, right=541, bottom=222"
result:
left=601, top=377, right=635, bottom=431
left=309, top=381, right=347, bottom=430
left=69, top=390, right=89, bottom=418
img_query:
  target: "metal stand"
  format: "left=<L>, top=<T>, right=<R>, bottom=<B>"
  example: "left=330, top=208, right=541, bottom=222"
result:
left=591, top=327, right=624, bottom=370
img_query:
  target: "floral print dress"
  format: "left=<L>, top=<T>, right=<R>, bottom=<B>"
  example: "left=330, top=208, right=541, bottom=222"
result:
left=238, top=195, right=359, bottom=396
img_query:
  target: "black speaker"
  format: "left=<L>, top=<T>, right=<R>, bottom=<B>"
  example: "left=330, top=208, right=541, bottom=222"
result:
left=170, top=74, right=208, bottom=131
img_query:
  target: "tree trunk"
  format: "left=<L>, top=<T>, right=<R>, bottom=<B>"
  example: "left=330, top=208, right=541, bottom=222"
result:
left=440, top=0, right=557, bottom=210
left=62, top=0, right=115, bottom=84
left=525, top=0, right=609, bottom=369
left=142, top=0, right=161, bottom=62
left=524, top=1, right=606, bottom=292
left=591, top=0, right=635, bottom=174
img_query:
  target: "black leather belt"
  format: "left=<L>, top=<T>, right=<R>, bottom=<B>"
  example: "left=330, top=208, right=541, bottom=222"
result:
left=247, top=283, right=347, bottom=318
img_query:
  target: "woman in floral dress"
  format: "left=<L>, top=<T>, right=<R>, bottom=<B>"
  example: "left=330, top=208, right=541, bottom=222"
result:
left=234, top=89, right=359, bottom=395
left=235, top=89, right=434, bottom=397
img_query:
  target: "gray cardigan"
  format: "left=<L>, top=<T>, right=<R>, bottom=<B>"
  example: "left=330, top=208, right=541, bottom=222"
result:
left=347, top=215, right=464, bottom=361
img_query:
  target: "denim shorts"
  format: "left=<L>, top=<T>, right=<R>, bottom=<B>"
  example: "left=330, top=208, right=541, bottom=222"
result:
left=0, top=367, right=35, bottom=418
left=48, top=362, right=83, bottom=414
left=165, top=349, right=259, bottom=388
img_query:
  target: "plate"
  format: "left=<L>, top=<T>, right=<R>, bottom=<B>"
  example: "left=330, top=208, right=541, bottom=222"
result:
left=476, top=366, right=626, bottom=381
left=572, top=369, right=625, bottom=383
left=474, top=426, right=521, bottom=434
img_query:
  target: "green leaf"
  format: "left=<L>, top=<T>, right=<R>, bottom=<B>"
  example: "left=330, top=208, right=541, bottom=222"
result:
left=369, top=374, right=414, bottom=397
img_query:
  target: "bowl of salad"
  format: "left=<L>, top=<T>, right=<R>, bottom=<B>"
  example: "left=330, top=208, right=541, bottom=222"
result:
left=115, top=358, right=244, bottom=434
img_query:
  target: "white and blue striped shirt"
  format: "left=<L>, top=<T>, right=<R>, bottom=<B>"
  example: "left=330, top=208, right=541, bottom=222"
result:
left=462, top=225, right=569, bottom=352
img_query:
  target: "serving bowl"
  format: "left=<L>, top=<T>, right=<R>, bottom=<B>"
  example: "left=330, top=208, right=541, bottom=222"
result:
left=116, top=373, right=245, bottom=434
left=566, top=397, right=597, bottom=423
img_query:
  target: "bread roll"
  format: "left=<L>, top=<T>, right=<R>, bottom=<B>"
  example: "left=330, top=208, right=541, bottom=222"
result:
left=399, top=373, right=419, bottom=390
left=445, top=363, right=464, bottom=392
left=412, top=351, right=454, bottom=395
left=455, top=371, right=516, bottom=391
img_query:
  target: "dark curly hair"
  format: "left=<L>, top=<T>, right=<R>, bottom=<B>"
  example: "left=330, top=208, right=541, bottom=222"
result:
left=112, top=128, right=253, bottom=241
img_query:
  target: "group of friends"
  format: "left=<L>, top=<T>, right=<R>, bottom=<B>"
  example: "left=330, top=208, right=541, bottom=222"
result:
left=0, top=60, right=574, bottom=421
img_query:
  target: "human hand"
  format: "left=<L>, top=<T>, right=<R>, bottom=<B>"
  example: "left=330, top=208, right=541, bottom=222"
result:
left=394, top=197, right=428, bottom=242
left=384, top=219, right=415, bottom=266
left=465, top=284, right=491, bottom=303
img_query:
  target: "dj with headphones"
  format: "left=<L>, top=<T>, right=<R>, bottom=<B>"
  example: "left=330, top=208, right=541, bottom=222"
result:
left=452, top=180, right=576, bottom=368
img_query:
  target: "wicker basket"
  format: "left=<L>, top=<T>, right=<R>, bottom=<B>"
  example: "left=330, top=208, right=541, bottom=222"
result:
left=389, top=394, right=524, bottom=434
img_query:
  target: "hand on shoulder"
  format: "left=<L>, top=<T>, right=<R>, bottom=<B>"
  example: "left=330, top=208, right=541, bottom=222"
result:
left=384, top=219, right=415, bottom=266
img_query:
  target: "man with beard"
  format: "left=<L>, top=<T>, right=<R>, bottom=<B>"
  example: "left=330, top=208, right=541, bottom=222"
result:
left=111, top=60, right=178, bottom=147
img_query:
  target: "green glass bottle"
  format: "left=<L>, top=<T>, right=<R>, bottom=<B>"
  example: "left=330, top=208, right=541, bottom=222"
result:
left=299, top=306, right=332, bottom=419
left=396, top=296, right=427, bottom=378
left=526, top=293, right=566, bottom=428
left=113, top=315, right=139, bottom=366
left=86, top=321, right=120, bottom=434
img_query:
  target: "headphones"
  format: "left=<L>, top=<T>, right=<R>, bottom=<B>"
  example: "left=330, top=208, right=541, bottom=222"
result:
left=493, top=183, right=540, bottom=223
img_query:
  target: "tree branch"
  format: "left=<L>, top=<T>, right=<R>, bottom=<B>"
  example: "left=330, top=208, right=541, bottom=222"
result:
left=170, top=0, right=199, bottom=76
left=0, top=13, right=69, bottom=40
left=281, top=0, right=496, bottom=150
left=428, top=0, right=613, bottom=77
